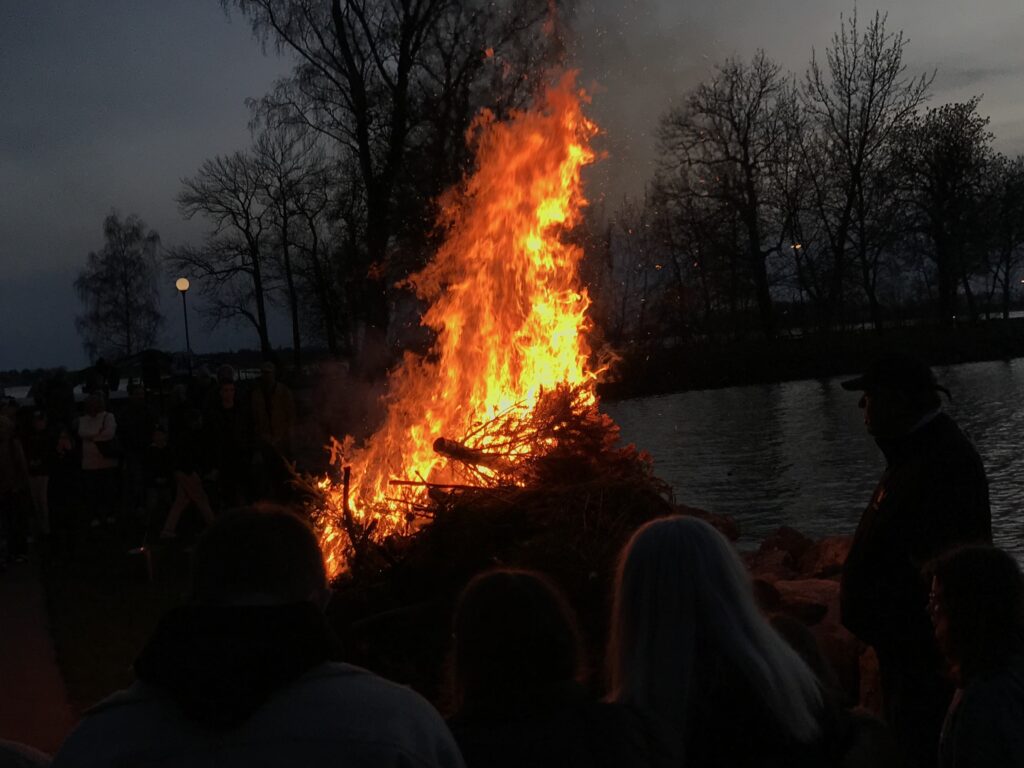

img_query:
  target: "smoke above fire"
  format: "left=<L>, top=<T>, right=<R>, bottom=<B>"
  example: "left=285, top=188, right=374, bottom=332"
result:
left=317, top=71, right=601, bottom=576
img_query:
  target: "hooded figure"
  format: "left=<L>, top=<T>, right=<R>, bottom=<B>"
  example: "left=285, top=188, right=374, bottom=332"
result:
left=53, top=506, right=465, bottom=768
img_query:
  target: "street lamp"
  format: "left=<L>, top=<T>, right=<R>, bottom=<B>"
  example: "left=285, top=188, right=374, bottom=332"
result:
left=175, top=277, right=193, bottom=377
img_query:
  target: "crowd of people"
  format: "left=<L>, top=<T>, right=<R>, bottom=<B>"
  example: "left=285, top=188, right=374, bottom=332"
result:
left=0, top=361, right=295, bottom=565
left=0, top=353, right=1022, bottom=768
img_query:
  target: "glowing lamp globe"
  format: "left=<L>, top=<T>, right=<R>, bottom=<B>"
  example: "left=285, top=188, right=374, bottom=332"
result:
left=175, top=277, right=190, bottom=292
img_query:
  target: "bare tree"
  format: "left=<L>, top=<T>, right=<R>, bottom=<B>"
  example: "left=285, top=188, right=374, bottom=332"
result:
left=170, top=151, right=277, bottom=357
left=983, top=154, right=1024, bottom=318
left=658, top=51, right=796, bottom=338
left=254, top=124, right=326, bottom=368
left=898, top=98, right=995, bottom=325
left=75, top=212, right=163, bottom=361
left=802, top=10, right=933, bottom=331
left=226, top=0, right=555, bottom=360
left=293, top=156, right=358, bottom=356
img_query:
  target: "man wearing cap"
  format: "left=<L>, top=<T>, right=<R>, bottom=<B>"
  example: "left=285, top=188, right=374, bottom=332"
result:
left=839, top=354, right=991, bottom=768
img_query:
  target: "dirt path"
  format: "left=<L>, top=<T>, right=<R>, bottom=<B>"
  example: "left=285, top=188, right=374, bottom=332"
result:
left=0, top=558, right=78, bottom=755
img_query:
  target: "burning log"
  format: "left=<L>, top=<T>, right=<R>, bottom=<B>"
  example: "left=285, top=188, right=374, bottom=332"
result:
left=431, top=437, right=506, bottom=469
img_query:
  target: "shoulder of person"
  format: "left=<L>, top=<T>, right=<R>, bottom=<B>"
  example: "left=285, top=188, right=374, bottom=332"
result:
left=293, top=662, right=443, bottom=714
left=52, top=683, right=179, bottom=767
left=244, top=663, right=462, bottom=766
left=961, top=664, right=1024, bottom=715
left=0, top=738, right=50, bottom=768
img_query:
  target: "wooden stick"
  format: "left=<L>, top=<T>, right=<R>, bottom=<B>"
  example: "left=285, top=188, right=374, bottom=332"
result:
left=388, top=479, right=481, bottom=490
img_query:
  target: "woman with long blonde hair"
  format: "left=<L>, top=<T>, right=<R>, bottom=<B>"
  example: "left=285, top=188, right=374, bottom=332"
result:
left=608, top=516, right=828, bottom=767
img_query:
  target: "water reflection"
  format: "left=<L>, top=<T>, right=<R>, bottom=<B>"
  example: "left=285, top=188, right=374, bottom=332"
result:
left=604, top=360, right=1023, bottom=556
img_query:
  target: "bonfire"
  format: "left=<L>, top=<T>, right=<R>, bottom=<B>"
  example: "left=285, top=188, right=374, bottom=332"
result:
left=307, top=71, right=677, bottom=577
left=300, top=71, right=726, bottom=699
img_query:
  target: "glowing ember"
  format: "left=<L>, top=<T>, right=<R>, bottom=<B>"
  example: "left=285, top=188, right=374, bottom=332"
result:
left=317, top=72, right=600, bottom=575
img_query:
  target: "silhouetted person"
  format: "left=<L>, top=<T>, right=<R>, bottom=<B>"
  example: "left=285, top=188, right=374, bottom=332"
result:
left=23, top=410, right=54, bottom=541
left=48, top=424, right=78, bottom=557
left=608, top=516, right=828, bottom=768
left=118, top=383, right=155, bottom=524
left=0, top=415, right=30, bottom=564
left=0, top=737, right=49, bottom=767
left=53, top=505, right=464, bottom=767
left=448, top=569, right=655, bottom=768
left=840, top=355, right=991, bottom=768
left=43, top=370, right=75, bottom=433
left=924, top=546, right=1024, bottom=767
left=76, top=391, right=119, bottom=529
left=160, top=408, right=214, bottom=540
left=205, top=367, right=252, bottom=508
left=251, top=362, right=295, bottom=501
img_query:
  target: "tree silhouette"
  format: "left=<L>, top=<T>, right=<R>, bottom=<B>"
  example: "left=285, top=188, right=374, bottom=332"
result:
left=226, top=0, right=556, bottom=363
left=898, top=98, right=994, bottom=325
left=75, top=212, right=163, bottom=361
left=171, top=150, right=277, bottom=358
left=657, top=51, right=796, bottom=338
left=802, top=10, right=933, bottom=331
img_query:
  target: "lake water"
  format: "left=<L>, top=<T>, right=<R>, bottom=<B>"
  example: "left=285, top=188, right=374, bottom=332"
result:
left=603, top=359, right=1024, bottom=556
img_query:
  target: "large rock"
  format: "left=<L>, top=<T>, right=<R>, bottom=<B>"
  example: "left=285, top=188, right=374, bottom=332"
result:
left=752, top=578, right=782, bottom=612
left=771, top=577, right=865, bottom=704
left=812, top=622, right=863, bottom=703
left=681, top=505, right=740, bottom=541
left=759, top=525, right=815, bottom=561
left=744, top=548, right=798, bottom=583
left=858, top=646, right=883, bottom=715
left=774, top=578, right=841, bottom=626
left=798, top=535, right=854, bottom=579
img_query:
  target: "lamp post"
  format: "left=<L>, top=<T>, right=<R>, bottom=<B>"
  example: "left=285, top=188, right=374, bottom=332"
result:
left=175, top=277, right=193, bottom=377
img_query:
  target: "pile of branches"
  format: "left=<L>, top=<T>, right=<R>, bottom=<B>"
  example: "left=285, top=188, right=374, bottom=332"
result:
left=304, top=384, right=734, bottom=703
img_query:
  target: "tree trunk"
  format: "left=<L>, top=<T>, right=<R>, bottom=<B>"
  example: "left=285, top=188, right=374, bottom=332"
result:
left=936, top=250, right=956, bottom=328
left=250, top=246, right=273, bottom=358
left=280, top=213, right=302, bottom=370
left=1002, top=266, right=1012, bottom=320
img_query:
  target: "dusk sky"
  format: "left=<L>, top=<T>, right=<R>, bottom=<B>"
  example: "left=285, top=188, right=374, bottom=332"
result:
left=2, top=0, right=1022, bottom=371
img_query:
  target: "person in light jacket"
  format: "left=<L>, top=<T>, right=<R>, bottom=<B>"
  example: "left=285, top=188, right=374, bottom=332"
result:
left=76, top=390, right=119, bottom=529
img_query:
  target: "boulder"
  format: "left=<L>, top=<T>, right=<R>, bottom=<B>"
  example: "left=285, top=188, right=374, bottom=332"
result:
left=773, top=578, right=840, bottom=626
left=759, top=525, right=815, bottom=561
left=744, top=548, right=798, bottom=583
left=798, top=535, right=854, bottom=579
left=858, top=646, right=883, bottom=715
left=811, top=622, right=863, bottom=703
left=752, top=578, right=782, bottom=612
left=682, top=505, right=740, bottom=541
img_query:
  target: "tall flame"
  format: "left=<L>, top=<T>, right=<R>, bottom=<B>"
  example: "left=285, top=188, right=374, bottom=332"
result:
left=319, top=72, right=599, bottom=575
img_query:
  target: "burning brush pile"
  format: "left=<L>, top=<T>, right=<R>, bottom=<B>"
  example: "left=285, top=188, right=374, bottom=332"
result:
left=303, top=73, right=721, bottom=697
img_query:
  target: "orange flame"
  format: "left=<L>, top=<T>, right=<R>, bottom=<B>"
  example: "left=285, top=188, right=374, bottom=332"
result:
left=318, top=72, right=599, bottom=575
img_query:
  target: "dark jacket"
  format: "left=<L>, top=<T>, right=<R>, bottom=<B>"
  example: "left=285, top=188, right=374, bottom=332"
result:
left=450, top=682, right=660, bottom=768
left=171, top=420, right=210, bottom=476
left=23, top=428, right=55, bottom=477
left=682, top=656, right=832, bottom=768
left=205, top=399, right=252, bottom=474
left=841, top=413, right=991, bottom=660
left=53, top=603, right=465, bottom=768
left=939, top=655, right=1024, bottom=768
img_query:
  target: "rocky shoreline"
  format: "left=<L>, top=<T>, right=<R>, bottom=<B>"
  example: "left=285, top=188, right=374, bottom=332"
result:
left=741, top=525, right=880, bottom=712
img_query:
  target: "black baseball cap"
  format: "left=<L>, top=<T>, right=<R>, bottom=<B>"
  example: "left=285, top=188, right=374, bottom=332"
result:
left=841, top=354, right=951, bottom=398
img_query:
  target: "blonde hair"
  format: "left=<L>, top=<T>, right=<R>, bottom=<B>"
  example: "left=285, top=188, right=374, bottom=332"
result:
left=608, top=516, right=822, bottom=752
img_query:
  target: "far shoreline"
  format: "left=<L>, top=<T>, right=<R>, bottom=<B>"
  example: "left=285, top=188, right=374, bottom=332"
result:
left=598, top=319, right=1024, bottom=401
